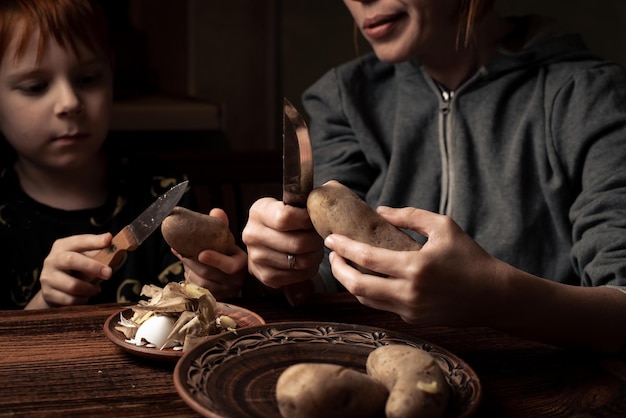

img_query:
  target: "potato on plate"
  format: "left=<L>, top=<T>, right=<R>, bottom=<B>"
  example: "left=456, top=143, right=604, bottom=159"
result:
left=276, top=362, right=388, bottom=418
left=366, top=345, right=450, bottom=418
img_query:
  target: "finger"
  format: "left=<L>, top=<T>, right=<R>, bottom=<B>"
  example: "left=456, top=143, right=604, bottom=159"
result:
left=325, top=234, right=414, bottom=278
left=184, top=267, right=228, bottom=293
left=50, top=233, right=113, bottom=254
left=39, top=271, right=101, bottom=306
left=197, top=247, right=247, bottom=275
left=249, top=198, right=313, bottom=231
left=40, top=287, right=91, bottom=307
left=247, top=255, right=318, bottom=288
left=44, top=250, right=112, bottom=282
left=329, top=251, right=406, bottom=310
left=242, top=219, right=289, bottom=250
left=80, top=259, right=114, bottom=281
left=376, top=206, right=435, bottom=238
left=248, top=241, right=322, bottom=274
left=181, top=261, right=228, bottom=292
left=181, top=254, right=246, bottom=288
left=180, top=256, right=222, bottom=278
left=244, top=222, right=321, bottom=257
left=181, top=262, right=243, bottom=300
left=208, top=208, right=229, bottom=226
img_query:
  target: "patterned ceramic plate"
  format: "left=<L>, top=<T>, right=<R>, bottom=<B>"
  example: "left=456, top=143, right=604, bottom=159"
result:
left=174, top=321, right=481, bottom=417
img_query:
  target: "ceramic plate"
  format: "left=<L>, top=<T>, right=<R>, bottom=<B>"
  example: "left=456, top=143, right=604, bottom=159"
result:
left=103, top=303, right=265, bottom=361
left=174, top=322, right=481, bottom=418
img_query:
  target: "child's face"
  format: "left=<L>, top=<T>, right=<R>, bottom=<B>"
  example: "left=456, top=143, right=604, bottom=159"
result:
left=0, top=22, right=113, bottom=171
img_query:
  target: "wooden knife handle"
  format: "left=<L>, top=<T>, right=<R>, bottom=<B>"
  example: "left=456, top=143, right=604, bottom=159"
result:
left=92, top=226, right=138, bottom=269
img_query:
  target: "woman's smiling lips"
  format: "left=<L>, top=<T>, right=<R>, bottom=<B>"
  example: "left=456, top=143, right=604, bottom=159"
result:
left=362, top=12, right=406, bottom=39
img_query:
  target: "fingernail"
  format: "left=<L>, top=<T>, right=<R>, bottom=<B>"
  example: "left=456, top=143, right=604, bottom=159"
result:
left=101, top=266, right=112, bottom=278
left=325, top=235, right=335, bottom=246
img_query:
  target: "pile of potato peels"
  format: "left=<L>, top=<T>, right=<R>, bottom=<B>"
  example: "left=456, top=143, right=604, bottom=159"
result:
left=115, top=281, right=236, bottom=351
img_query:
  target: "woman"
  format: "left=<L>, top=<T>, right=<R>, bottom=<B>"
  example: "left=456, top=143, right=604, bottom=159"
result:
left=243, top=0, right=626, bottom=353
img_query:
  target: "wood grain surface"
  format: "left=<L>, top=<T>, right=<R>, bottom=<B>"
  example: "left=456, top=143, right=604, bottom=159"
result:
left=1, top=293, right=625, bottom=417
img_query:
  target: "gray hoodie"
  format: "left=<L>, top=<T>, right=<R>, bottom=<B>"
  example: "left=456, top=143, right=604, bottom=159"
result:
left=303, top=18, right=626, bottom=290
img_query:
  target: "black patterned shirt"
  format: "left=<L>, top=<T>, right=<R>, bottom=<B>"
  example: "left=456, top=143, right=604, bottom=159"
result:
left=0, top=154, right=195, bottom=309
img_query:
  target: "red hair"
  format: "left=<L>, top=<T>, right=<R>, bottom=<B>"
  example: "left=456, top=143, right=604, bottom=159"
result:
left=0, top=0, right=111, bottom=67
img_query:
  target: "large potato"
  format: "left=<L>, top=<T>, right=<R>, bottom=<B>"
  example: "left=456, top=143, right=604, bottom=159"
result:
left=307, top=181, right=421, bottom=251
left=161, top=206, right=237, bottom=260
left=307, top=181, right=420, bottom=274
left=276, top=362, right=388, bottom=418
left=366, top=345, right=450, bottom=418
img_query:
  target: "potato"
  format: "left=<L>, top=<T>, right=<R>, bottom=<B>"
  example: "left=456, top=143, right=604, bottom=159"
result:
left=306, top=181, right=420, bottom=274
left=276, top=362, right=388, bottom=418
left=366, top=345, right=450, bottom=418
left=307, top=181, right=421, bottom=251
left=161, top=206, right=237, bottom=260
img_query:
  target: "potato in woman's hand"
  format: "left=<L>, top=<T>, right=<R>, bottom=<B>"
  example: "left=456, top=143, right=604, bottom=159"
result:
left=366, top=345, right=450, bottom=418
left=307, top=181, right=420, bottom=275
left=306, top=181, right=421, bottom=251
left=276, top=362, right=388, bottom=418
left=161, top=206, right=237, bottom=260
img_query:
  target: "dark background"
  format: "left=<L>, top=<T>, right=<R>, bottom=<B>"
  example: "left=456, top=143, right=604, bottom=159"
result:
left=104, top=0, right=626, bottom=153
left=97, top=0, right=626, bottom=233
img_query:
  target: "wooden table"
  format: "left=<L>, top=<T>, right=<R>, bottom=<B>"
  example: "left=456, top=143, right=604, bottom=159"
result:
left=1, top=293, right=625, bottom=417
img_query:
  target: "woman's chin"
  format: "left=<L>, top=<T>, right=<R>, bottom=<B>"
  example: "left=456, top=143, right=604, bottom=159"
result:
left=372, top=45, right=413, bottom=63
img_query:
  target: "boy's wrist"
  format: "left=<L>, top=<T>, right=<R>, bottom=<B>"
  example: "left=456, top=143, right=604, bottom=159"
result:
left=24, top=290, right=51, bottom=310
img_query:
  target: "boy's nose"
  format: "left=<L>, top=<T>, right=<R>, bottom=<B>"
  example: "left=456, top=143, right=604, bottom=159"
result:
left=55, top=82, right=83, bottom=116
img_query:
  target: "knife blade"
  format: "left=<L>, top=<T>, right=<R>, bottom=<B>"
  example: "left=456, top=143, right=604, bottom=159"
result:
left=283, top=98, right=313, bottom=208
left=92, top=180, right=189, bottom=269
left=282, top=98, right=316, bottom=306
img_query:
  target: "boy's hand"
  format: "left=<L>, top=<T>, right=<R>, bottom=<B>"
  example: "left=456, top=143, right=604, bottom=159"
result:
left=27, top=233, right=113, bottom=309
left=176, top=208, right=249, bottom=300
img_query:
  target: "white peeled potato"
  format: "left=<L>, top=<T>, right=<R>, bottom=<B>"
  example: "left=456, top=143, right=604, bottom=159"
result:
left=276, top=362, right=388, bottom=418
left=366, top=345, right=450, bottom=418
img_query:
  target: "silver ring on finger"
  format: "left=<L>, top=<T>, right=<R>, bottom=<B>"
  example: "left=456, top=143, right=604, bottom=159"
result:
left=287, top=254, right=296, bottom=270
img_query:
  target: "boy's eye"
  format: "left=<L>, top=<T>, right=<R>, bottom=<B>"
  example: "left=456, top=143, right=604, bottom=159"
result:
left=77, top=72, right=103, bottom=87
left=16, top=81, right=48, bottom=95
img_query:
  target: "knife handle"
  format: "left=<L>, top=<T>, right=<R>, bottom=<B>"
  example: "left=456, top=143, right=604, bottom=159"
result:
left=92, top=226, right=138, bottom=269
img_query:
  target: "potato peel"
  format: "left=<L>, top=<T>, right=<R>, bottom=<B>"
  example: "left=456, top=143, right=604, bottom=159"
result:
left=115, top=281, right=235, bottom=351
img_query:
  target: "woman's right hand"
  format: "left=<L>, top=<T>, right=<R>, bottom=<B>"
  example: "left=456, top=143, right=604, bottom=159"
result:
left=242, top=197, right=324, bottom=289
left=26, top=233, right=113, bottom=309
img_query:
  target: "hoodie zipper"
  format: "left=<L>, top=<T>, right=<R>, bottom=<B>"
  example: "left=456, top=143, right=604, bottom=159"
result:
left=437, top=84, right=454, bottom=215
left=427, top=69, right=485, bottom=216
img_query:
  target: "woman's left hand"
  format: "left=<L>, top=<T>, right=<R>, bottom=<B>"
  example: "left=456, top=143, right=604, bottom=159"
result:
left=325, top=206, right=503, bottom=327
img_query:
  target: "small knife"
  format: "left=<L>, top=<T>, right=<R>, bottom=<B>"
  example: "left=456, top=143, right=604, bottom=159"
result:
left=92, top=180, right=188, bottom=269
left=282, top=98, right=316, bottom=306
